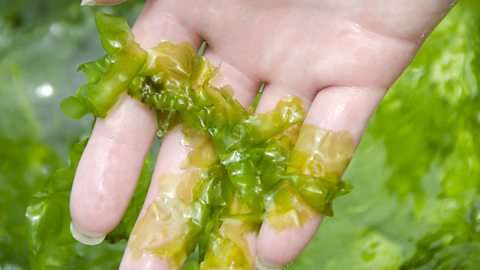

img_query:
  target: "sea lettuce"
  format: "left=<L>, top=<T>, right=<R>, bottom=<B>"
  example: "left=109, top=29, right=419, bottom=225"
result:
left=60, top=13, right=147, bottom=118
left=57, top=12, right=354, bottom=268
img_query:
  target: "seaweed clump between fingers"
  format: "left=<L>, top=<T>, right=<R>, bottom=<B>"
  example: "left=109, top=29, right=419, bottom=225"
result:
left=61, top=12, right=356, bottom=269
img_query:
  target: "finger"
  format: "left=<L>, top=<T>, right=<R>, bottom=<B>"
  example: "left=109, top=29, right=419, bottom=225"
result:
left=70, top=0, right=202, bottom=245
left=120, top=47, right=261, bottom=268
left=256, top=86, right=386, bottom=268
left=203, top=50, right=260, bottom=106
left=119, top=127, right=189, bottom=269
left=202, top=50, right=261, bottom=266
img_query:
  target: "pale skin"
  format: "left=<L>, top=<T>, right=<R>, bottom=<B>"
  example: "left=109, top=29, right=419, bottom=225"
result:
left=70, top=0, right=456, bottom=268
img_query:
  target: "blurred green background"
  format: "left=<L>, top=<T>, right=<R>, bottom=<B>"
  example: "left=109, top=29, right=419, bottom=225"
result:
left=1, top=0, right=479, bottom=269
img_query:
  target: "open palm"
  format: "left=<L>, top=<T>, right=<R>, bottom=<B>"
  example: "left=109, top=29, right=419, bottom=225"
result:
left=70, top=0, right=454, bottom=268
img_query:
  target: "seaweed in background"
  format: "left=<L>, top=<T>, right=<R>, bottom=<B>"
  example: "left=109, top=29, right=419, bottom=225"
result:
left=0, top=1, right=144, bottom=269
left=293, top=0, right=480, bottom=269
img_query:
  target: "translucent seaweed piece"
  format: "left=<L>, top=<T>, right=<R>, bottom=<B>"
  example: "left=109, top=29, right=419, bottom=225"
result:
left=267, top=125, right=355, bottom=229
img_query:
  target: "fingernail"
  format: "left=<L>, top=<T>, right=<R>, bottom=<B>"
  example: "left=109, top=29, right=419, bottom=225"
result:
left=81, top=0, right=96, bottom=6
left=70, top=222, right=106, bottom=245
left=256, top=256, right=283, bottom=270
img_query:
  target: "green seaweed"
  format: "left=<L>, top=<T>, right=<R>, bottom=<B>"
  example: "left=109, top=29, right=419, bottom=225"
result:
left=57, top=12, right=353, bottom=268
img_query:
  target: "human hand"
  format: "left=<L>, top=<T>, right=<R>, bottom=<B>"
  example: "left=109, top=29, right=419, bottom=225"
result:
left=70, top=0, right=455, bottom=269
